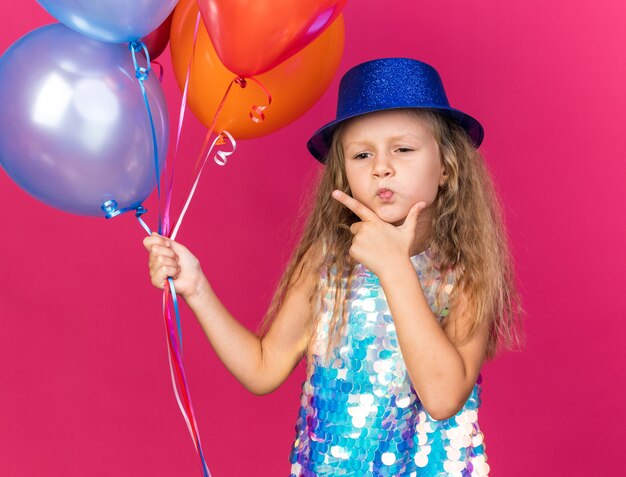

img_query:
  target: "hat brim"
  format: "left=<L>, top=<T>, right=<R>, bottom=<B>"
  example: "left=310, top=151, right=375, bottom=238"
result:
left=307, top=106, right=484, bottom=163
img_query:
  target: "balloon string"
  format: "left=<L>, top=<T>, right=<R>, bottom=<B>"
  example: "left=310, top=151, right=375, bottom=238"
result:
left=135, top=206, right=151, bottom=235
left=243, top=76, right=273, bottom=123
left=137, top=215, right=211, bottom=477
left=171, top=131, right=236, bottom=240
left=169, top=73, right=245, bottom=240
left=129, top=41, right=162, bottom=235
left=132, top=28, right=271, bottom=475
left=191, top=77, right=241, bottom=173
left=130, top=39, right=211, bottom=477
left=168, top=272, right=184, bottom=353
left=163, top=300, right=211, bottom=477
left=189, top=76, right=270, bottom=175
left=167, top=69, right=271, bottom=239
left=163, top=10, right=202, bottom=237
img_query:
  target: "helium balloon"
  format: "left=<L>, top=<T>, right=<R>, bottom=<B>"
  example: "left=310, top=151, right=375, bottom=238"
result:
left=197, top=0, right=348, bottom=77
left=141, top=11, right=174, bottom=60
left=36, top=0, right=179, bottom=43
left=0, top=24, right=169, bottom=217
left=170, top=0, right=345, bottom=139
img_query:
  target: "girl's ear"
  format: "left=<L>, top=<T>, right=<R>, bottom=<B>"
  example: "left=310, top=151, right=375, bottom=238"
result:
left=439, top=166, right=449, bottom=187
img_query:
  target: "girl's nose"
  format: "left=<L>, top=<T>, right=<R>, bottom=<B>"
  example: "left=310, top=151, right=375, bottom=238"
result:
left=372, top=153, right=393, bottom=178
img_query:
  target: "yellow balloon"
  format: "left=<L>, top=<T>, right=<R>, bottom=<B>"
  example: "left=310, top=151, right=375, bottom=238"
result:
left=170, top=0, right=345, bottom=139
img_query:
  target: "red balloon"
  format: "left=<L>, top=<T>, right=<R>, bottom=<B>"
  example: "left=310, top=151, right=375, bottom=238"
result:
left=141, top=10, right=174, bottom=60
left=197, top=0, right=348, bottom=77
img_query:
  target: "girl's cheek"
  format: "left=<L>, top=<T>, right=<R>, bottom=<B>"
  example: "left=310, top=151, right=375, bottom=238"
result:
left=413, top=183, right=438, bottom=207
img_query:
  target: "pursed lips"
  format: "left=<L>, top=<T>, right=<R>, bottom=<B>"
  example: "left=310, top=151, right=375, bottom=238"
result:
left=376, top=188, right=394, bottom=200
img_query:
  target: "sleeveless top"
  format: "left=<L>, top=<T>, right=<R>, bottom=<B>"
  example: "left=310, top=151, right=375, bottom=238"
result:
left=288, top=248, right=490, bottom=476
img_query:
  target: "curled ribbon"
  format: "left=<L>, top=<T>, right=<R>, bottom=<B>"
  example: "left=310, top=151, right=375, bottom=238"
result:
left=244, top=76, right=273, bottom=124
left=213, top=132, right=236, bottom=166
left=101, top=199, right=145, bottom=220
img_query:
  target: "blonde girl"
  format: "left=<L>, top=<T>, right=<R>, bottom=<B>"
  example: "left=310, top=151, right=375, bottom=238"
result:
left=144, top=58, right=524, bottom=476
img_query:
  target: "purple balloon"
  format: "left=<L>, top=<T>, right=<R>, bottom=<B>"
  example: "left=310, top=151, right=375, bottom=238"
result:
left=0, top=24, right=169, bottom=217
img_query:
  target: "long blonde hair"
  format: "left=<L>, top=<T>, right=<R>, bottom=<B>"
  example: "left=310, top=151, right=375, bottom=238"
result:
left=260, top=109, right=525, bottom=361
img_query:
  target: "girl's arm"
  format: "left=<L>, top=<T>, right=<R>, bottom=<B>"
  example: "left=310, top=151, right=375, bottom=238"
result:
left=378, top=262, right=490, bottom=421
left=144, top=234, right=318, bottom=395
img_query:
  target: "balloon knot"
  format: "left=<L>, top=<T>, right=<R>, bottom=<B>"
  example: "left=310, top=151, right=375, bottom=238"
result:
left=135, top=205, right=148, bottom=217
left=234, top=77, right=247, bottom=88
left=135, top=67, right=150, bottom=81
left=102, top=199, right=121, bottom=219
left=129, top=41, right=151, bottom=81
left=101, top=199, right=144, bottom=219
left=129, top=41, right=143, bottom=53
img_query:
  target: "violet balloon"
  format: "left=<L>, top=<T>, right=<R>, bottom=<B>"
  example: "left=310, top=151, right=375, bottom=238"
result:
left=36, top=0, right=179, bottom=43
left=0, top=24, right=169, bottom=217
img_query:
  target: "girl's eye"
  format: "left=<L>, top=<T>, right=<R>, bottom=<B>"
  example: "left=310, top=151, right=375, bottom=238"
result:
left=353, top=152, right=370, bottom=160
left=396, top=147, right=414, bottom=153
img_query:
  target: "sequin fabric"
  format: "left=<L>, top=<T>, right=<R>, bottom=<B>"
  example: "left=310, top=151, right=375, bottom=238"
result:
left=289, top=248, right=489, bottom=476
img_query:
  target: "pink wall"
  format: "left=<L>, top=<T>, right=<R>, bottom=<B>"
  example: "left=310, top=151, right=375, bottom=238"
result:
left=1, top=1, right=624, bottom=476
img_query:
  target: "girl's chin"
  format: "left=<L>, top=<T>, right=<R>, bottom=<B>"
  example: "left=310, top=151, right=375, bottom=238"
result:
left=391, top=216, right=408, bottom=227
left=375, top=209, right=408, bottom=226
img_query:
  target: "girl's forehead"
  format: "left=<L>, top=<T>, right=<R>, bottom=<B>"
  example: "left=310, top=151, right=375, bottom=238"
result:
left=341, top=109, right=434, bottom=143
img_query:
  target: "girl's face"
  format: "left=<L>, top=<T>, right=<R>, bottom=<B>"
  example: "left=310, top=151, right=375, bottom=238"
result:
left=340, top=109, right=446, bottom=227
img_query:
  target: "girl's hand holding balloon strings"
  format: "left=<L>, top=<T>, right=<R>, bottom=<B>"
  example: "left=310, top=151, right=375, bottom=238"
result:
left=143, top=233, right=209, bottom=302
left=331, top=190, right=426, bottom=278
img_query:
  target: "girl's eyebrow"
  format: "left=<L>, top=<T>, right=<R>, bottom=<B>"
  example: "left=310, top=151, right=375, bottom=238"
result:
left=388, top=133, right=423, bottom=142
left=343, top=140, right=370, bottom=150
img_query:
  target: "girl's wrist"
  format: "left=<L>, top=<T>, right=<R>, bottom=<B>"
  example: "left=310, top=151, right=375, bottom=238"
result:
left=185, top=274, right=212, bottom=307
left=377, top=255, right=415, bottom=283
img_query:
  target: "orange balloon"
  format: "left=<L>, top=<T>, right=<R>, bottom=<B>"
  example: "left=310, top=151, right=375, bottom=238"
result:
left=169, top=0, right=345, bottom=140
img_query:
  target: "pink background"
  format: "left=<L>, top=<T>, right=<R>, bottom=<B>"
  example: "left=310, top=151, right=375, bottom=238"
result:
left=1, top=1, right=624, bottom=476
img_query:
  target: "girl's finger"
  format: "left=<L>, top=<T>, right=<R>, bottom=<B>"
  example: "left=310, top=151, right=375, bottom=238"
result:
left=143, top=233, right=171, bottom=251
left=150, top=245, right=178, bottom=261
left=150, top=255, right=178, bottom=273
left=332, top=190, right=379, bottom=222
left=349, top=222, right=362, bottom=235
left=399, top=202, right=426, bottom=231
left=157, top=265, right=180, bottom=284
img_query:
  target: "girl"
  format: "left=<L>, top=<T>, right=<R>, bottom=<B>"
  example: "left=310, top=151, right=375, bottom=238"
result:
left=144, top=58, right=524, bottom=476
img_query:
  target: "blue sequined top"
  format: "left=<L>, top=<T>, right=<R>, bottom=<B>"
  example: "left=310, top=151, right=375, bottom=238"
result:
left=289, top=248, right=490, bottom=476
